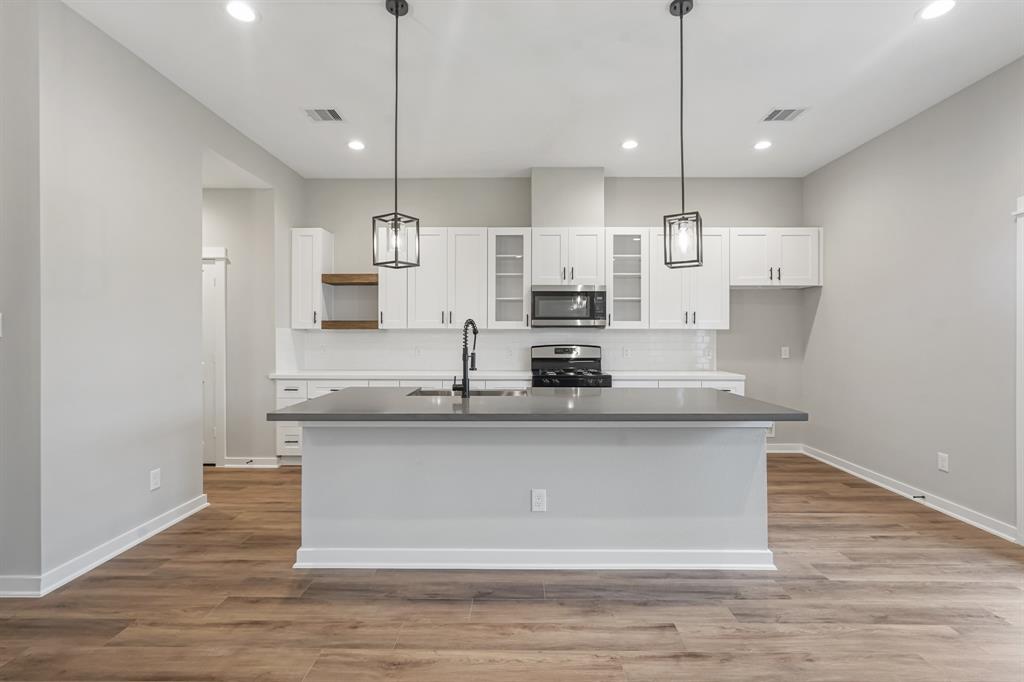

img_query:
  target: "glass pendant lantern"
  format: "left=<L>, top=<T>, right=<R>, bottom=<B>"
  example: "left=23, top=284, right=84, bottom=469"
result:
left=664, top=0, right=703, bottom=269
left=372, top=0, right=420, bottom=269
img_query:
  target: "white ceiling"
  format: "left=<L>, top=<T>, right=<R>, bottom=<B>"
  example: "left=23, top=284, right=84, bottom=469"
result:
left=67, top=0, right=1024, bottom=179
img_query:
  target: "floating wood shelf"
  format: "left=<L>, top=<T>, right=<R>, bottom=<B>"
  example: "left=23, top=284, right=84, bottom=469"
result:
left=321, top=320, right=379, bottom=330
left=321, top=273, right=379, bottom=286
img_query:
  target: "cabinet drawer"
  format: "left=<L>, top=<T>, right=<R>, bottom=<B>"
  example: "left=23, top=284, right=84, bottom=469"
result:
left=308, top=380, right=369, bottom=398
left=276, top=425, right=302, bottom=456
left=275, top=381, right=308, bottom=399
left=658, top=380, right=702, bottom=388
left=614, top=380, right=660, bottom=388
left=702, top=381, right=745, bottom=396
left=484, top=380, right=531, bottom=390
left=399, top=380, right=446, bottom=389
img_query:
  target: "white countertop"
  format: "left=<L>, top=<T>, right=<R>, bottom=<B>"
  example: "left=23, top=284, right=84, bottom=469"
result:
left=269, top=369, right=745, bottom=381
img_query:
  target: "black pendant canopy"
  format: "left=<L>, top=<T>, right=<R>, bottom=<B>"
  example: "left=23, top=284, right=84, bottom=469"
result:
left=664, top=0, right=702, bottom=269
left=373, top=0, right=420, bottom=269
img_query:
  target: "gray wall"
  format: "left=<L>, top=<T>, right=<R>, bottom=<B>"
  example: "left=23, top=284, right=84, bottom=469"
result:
left=607, top=177, right=809, bottom=442
left=802, top=58, right=1024, bottom=525
left=203, top=189, right=276, bottom=462
left=0, top=0, right=42, bottom=582
left=304, top=178, right=531, bottom=272
left=30, top=2, right=305, bottom=577
left=531, top=167, right=605, bottom=227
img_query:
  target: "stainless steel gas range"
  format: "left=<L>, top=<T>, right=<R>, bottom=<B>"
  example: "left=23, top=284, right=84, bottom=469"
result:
left=530, top=345, right=613, bottom=388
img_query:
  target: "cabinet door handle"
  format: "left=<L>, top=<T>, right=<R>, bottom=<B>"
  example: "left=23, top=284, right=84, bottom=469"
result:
left=313, top=311, right=317, bottom=324
left=608, top=314, right=612, bottom=327
left=441, top=310, right=444, bottom=324
left=526, top=313, right=530, bottom=327
left=284, top=387, right=298, bottom=392
left=692, top=311, right=697, bottom=325
left=685, top=311, right=689, bottom=324
left=284, top=440, right=299, bottom=445
left=571, top=267, right=575, bottom=281
left=777, top=267, right=781, bottom=281
left=562, top=266, right=566, bottom=281
left=449, top=311, right=452, bottom=324
left=769, top=268, right=773, bottom=281
left=380, top=311, right=383, bottom=325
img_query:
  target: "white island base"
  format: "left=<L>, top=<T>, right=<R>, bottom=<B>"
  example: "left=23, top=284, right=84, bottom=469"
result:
left=296, top=421, right=774, bottom=571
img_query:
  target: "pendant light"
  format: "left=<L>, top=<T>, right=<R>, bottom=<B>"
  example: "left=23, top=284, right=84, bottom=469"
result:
left=663, top=0, right=702, bottom=269
left=372, top=0, right=420, bottom=269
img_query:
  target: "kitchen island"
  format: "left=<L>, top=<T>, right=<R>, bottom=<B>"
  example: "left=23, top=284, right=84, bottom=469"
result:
left=269, top=387, right=807, bottom=570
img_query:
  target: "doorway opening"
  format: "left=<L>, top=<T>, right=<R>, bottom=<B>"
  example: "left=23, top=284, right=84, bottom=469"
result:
left=202, top=249, right=228, bottom=466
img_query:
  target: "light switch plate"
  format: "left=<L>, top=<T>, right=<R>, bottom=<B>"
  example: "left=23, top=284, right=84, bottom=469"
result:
left=937, top=452, right=949, bottom=473
left=150, top=468, right=161, bottom=491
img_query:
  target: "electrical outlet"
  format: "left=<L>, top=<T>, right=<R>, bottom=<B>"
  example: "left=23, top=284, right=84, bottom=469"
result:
left=622, top=348, right=633, bottom=358
left=530, top=488, right=547, bottom=512
left=150, top=468, right=161, bottom=491
left=781, top=346, right=791, bottom=359
left=937, top=452, right=950, bottom=473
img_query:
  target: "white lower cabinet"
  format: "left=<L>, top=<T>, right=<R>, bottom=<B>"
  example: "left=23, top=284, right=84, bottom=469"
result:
left=307, top=379, right=369, bottom=398
left=276, top=425, right=303, bottom=457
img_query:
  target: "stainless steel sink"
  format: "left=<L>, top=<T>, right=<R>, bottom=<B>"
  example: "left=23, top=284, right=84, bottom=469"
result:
left=409, top=388, right=529, bottom=398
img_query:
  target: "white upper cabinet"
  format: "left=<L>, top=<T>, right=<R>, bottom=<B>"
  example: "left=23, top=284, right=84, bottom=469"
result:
left=567, top=228, right=605, bottom=286
left=407, top=227, right=448, bottom=328
left=530, top=228, right=605, bottom=287
left=377, top=266, right=407, bottom=329
left=291, top=228, right=334, bottom=329
left=488, top=228, right=531, bottom=329
left=777, top=228, right=821, bottom=286
left=648, top=227, right=730, bottom=330
left=730, top=227, right=821, bottom=287
left=605, top=228, right=649, bottom=329
left=648, top=228, right=686, bottom=329
left=447, top=228, right=488, bottom=325
left=531, top=228, right=569, bottom=285
left=407, top=228, right=489, bottom=329
left=690, top=228, right=730, bottom=329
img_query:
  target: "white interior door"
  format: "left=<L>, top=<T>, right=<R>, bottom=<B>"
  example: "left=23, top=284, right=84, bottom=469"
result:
left=407, top=228, right=448, bottom=328
left=447, top=228, right=488, bottom=326
left=777, top=228, right=820, bottom=286
left=648, top=228, right=685, bottom=329
left=531, top=228, right=568, bottom=285
left=692, top=228, right=730, bottom=329
left=568, top=228, right=605, bottom=286
left=201, top=258, right=226, bottom=466
left=730, top=228, right=775, bottom=286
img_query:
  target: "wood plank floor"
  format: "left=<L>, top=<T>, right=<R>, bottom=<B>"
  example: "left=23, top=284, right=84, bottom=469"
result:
left=0, top=455, right=1021, bottom=681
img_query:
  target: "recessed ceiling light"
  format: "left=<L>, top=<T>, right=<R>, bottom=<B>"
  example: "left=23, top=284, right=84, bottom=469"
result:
left=226, top=1, right=258, bottom=23
left=621, top=139, right=639, bottom=150
left=919, top=0, right=955, bottom=20
left=348, top=140, right=366, bottom=151
left=753, top=140, right=772, bottom=151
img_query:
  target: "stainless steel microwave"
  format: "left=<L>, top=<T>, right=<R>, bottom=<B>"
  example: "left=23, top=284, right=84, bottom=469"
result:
left=530, top=285, right=607, bottom=328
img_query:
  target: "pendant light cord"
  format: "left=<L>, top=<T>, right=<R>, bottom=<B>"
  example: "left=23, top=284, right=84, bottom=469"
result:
left=393, top=4, right=399, bottom=218
left=679, top=4, right=685, bottom=214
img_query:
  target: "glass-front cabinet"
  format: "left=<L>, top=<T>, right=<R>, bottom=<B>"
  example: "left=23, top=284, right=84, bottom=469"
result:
left=487, top=228, right=532, bottom=328
left=604, top=228, right=650, bottom=329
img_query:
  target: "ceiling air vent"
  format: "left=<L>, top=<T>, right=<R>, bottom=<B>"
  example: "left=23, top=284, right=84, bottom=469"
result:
left=305, top=108, right=344, bottom=122
left=763, top=108, right=806, bottom=122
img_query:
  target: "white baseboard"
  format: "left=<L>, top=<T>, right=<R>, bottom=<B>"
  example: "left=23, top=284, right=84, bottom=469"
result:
left=1, top=494, right=208, bottom=598
left=801, top=444, right=1019, bottom=543
left=294, top=547, right=776, bottom=571
left=0, top=574, right=43, bottom=597
left=223, top=456, right=279, bottom=468
left=767, top=443, right=805, bottom=454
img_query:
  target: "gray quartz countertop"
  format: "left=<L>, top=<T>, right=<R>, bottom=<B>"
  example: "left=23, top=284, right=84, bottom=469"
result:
left=267, top=387, right=808, bottom=423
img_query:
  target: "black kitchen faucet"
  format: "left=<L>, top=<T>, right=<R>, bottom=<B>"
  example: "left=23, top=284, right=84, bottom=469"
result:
left=451, top=319, right=478, bottom=399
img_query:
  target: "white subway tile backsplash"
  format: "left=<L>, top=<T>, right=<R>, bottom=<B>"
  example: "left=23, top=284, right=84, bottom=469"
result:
left=279, top=328, right=715, bottom=372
